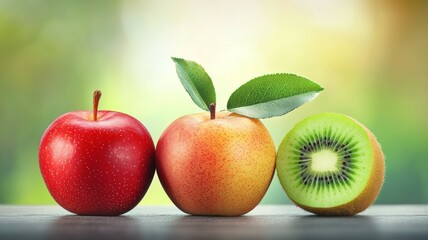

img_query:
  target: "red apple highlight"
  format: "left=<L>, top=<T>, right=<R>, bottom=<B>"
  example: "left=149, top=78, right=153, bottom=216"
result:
left=39, top=90, right=155, bottom=216
left=156, top=105, right=276, bottom=216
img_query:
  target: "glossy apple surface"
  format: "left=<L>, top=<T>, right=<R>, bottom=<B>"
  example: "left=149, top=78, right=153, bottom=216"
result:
left=156, top=111, right=276, bottom=216
left=39, top=92, right=155, bottom=215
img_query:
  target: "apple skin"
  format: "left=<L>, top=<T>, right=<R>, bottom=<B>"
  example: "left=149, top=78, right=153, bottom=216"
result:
left=156, top=111, right=276, bottom=216
left=39, top=110, right=155, bottom=216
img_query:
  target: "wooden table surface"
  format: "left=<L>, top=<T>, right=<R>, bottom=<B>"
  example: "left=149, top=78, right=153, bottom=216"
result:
left=0, top=205, right=427, bottom=240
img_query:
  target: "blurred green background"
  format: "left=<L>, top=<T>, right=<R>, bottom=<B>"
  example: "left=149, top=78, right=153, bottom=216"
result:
left=1, top=0, right=427, bottom=205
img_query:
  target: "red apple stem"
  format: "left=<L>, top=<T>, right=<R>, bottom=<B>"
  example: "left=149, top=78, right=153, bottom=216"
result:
left=209, top=103, right=216, bottom=120
left=93, top=90, right=102, bottom=121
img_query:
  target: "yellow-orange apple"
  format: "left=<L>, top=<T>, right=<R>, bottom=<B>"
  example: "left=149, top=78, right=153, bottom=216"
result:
left=156, top=109, right=276, bottom=216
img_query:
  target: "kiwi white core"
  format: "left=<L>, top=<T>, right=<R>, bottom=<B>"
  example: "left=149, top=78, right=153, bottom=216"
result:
left=310, top=150, right=338, bottom=172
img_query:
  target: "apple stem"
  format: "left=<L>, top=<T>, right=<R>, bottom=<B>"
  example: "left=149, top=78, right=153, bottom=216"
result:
left=209, top=103, right=216, bottom=120
left=93, top=90, right=102, bottom=121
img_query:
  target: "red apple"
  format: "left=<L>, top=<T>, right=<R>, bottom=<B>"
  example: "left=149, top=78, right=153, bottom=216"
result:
left=39, top=90, right=155, bottom=216
left=156, top=105, right=276, bottom=216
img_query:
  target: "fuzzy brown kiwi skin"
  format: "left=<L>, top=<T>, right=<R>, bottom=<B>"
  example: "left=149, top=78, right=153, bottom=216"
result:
left=293, top=120, right=385, bottom=216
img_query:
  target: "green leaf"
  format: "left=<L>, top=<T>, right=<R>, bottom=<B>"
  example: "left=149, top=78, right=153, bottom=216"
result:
left=172, top=57, right=216, bottom=111
left=227, top=73, right=323, bottom=118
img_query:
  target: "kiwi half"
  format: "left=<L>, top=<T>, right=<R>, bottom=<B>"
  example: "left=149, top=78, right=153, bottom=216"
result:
left=276, top=112, right=385, bottom=216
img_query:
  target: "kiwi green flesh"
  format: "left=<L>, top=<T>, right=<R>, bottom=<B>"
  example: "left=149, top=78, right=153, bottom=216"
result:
left=277, top=113, right=373, bottom=208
